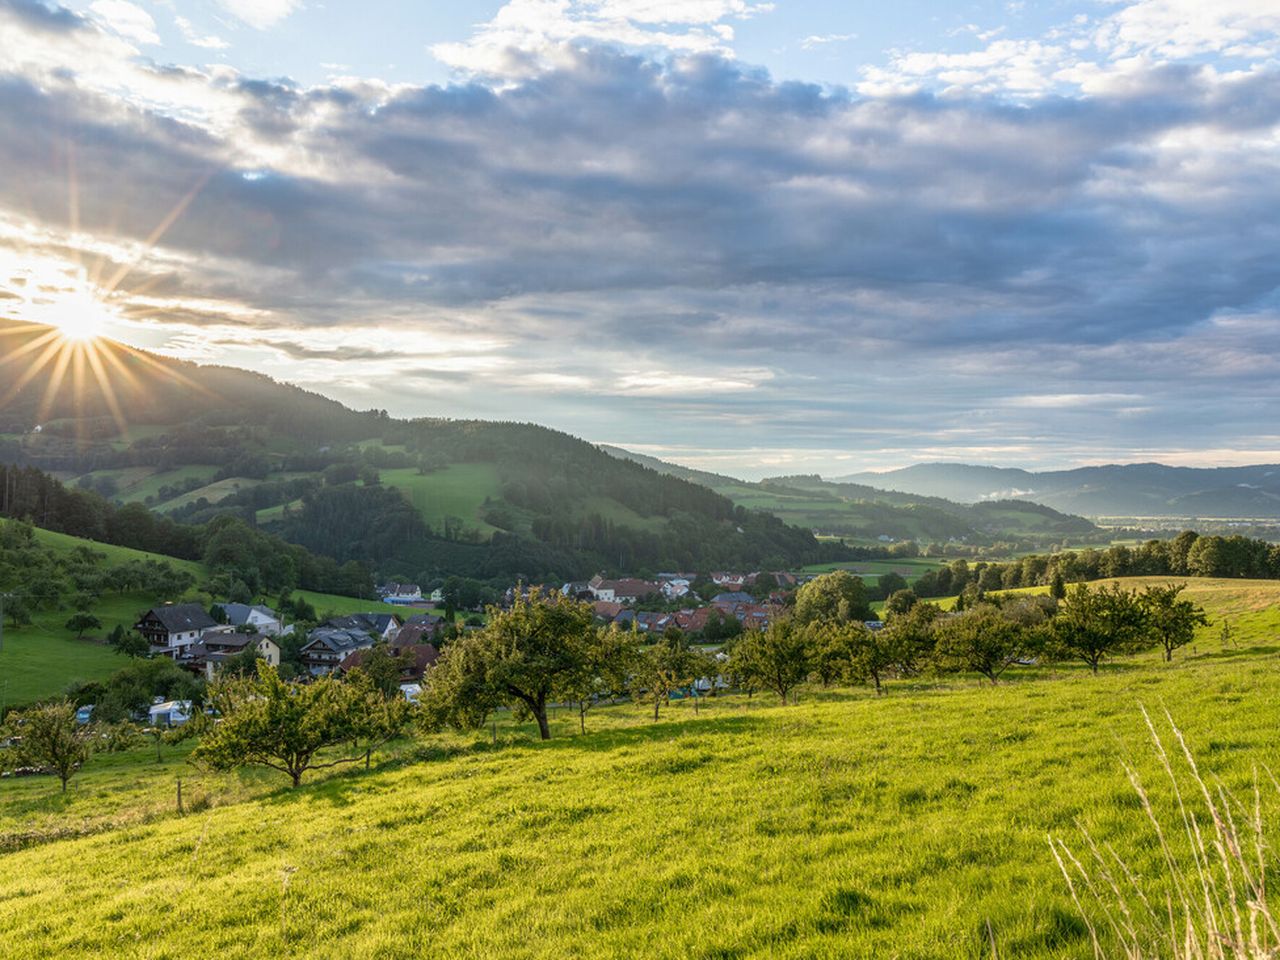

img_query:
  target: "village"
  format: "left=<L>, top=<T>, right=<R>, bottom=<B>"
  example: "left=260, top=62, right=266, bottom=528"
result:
left=123, top=568, right=879, bottom=720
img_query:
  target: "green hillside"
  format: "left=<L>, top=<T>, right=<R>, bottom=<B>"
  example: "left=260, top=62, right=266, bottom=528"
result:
left=1, top=323, right=848, bottom=581
left=599, top=448, right=1101, bottom=547
left=3, top=603, right=1279, bottom=957
left=0, top=525, right=417, bottom=707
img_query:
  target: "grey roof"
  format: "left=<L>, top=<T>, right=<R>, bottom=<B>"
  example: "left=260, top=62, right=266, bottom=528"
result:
left=325, top=613, right=399, bottom=635
left=143, top=604, right=217, bottom=633
left=303, top=627, right=379, bottom=655
left=712, top=592, right=753, bottom=604
left=222, top=603, right=277, bottom=626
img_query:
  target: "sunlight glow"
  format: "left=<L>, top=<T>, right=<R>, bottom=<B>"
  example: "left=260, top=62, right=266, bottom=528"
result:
left=41, top=285, right=114, bottom=342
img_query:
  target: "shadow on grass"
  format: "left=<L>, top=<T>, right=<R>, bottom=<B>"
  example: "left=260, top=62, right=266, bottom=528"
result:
left=1190, top=644, right=1280, bottom=662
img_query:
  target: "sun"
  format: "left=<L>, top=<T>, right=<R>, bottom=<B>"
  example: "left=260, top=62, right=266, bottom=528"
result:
left=44, top=287, right=113, bottom=342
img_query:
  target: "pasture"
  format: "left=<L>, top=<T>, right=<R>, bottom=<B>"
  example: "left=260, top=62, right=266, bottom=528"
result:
left=2, top=640, right=1279, bottom=958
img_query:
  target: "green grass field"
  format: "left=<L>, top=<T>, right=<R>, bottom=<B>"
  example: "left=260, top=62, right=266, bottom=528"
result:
left=154, top=476, right=264, bottom=512
left=3, top=630, right=1280, bottom=958
left=799, top=557, right=947, bottom=583
left=380, top=464, right=503, bottom=536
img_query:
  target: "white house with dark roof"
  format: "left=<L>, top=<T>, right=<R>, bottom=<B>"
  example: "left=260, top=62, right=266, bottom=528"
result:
left=134, top=604, right=218, bottom=655
left=220, top=603, right=291, bottom=637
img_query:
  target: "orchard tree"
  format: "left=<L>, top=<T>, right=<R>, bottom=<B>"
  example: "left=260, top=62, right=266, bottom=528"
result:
left=194, top=662, right=369, bottom=787
left=64, top=612, right=102, bottom=639
left=812, top=621, right=900, bottom=696
left=561, top=627, right=640, bottom=733
left=5, top=700, right=93, bottom=792
left=932, top=604, right=1039, bottom=685
left=422, top=590, right=596, bottom=740
left=1139, top=583, right=1209, bottom=662
left=728, top=620, right=811, bottom=704
left=793, top=571, right=872, bottom=626
left=883, top=600, right=944, bottom=676
left=634, top=629, right=703, bottom=721
left=883, top=588, right=918, bottom=617
left=1049, top=582, right=1149, bottom=673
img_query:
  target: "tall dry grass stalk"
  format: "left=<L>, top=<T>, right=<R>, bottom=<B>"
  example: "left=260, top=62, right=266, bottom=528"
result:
left=1051, top=706, right=1280, bottom=959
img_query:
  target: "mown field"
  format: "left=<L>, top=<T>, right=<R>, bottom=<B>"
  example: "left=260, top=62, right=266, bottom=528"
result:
left=3, top=635, right=1280, bottom=958
left=799, top=557, right=947, bottom=584
left=379, top=464, right=503, bottom=536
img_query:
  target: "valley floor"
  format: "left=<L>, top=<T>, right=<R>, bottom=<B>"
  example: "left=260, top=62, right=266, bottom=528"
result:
left=3, top=642, right=1280, bottom=958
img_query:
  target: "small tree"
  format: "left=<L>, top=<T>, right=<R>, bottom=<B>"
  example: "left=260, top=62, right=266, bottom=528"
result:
left=65, top=612, right=102, bottom=639
left=1139, top=583, right=1209, bottom=662
left=421, top=590, right=596, bottom=740
left=812, top=621, right=900, bottom=696
left=634, top=630, right=702, bottom=721
left=1049, top=582, right=1149, bottom=674
left=6, top=700, right=93, bottom=792
left=108, top=628, right=151, bottom=658
left=561, top=627, right=639, bottom=733
left=932, top=604, right=1039, bottom=685
left=194, top=662, right=367, bottom=787
left=793, top=571, right=872, bottom=626
left=882, top=600, right=943, bottom=676
left=728, top=620, right=811, bottom=704
left=345, top=672, right=414, bottom=769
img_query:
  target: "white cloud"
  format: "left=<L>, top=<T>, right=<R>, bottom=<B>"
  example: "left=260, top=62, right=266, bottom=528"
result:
left=1095, top=0, right=1280, bottom=61
left=175, top=15, right=229, bottom=50
left=88, top=0, right=157, bottom=44
left=800, top=32, right=855, bottom=50
left=432, top=0, right=772, bottom=76
left=217, top=0, right=301, bottom=30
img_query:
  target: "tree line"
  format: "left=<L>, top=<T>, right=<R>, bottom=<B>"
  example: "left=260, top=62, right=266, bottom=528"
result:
left=911, top=531, right=1280, bottom=599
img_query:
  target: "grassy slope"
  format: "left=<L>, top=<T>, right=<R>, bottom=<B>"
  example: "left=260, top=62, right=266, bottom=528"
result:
left=3, top=645, right=1280, bottom=958
left=798, top=557, right=947, bottom=583
left=1, top=529, right=422, bottom=707
left=379, top=464, right=502, bottom=536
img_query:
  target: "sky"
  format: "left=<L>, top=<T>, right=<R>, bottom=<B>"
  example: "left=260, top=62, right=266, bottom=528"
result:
left=1, top=0, right=1279, bottom=479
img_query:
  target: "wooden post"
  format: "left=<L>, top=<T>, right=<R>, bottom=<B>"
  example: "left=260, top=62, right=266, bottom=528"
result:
left=176, top=777, right=184, bottom=815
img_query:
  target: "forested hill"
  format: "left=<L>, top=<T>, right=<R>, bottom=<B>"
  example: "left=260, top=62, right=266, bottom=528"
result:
left=0, top=322, right=847, bottom=581
left=839, top=462, right=1280, bottom=518
left=599, top=448, right=1100, bottom=546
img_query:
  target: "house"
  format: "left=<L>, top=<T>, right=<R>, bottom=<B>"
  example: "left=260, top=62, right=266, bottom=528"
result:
left=660, top=578, right=691, bottom=600
left=220, top=603, right=291, bottom=637
left=673, top=607, right=713, bottom=634
left=592, top=600, right=625, bottom=622
left=178, top=632, right=282, bottom=681
left=380, top=583, right=423, bottom=605
left=394, top=620, right=442, bottom=646
left=711, top=591, right=753, bottom=607
left=428, top=588, right=444, bottom=604
left=339, top=642, right=440, bottom=688
left=135, top=604, right=218, bottom=655
left=300, top=627, right=380, bottom=676
left=323, top=613, right=402, bottom=642
left=588, top=577, right=660, bottom=603
left=148, top=699, right=194, bottom=727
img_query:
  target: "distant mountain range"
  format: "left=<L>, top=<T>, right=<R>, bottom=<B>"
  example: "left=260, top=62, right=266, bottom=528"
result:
left=837, top=463, right=1280, bottom=518
left=600, top=447, right=1099, bottom=544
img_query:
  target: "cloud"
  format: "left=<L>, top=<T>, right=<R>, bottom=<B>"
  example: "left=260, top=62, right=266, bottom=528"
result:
left=431, top=0, right=773, bottom=76
left=800, top=33, right=855, bottom=50
left=0, top=0, right=1279, bottom=471
left=174, top=16, right=229, bottom=50
left=88, top=0, right=156, bottom=44
left=217, top=0, right=300, bottom=31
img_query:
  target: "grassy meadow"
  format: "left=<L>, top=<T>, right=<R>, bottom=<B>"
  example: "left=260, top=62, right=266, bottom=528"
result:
left=3, top=580, right=1280, bottom=957
left=380, top=464, right=503, bottom=537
